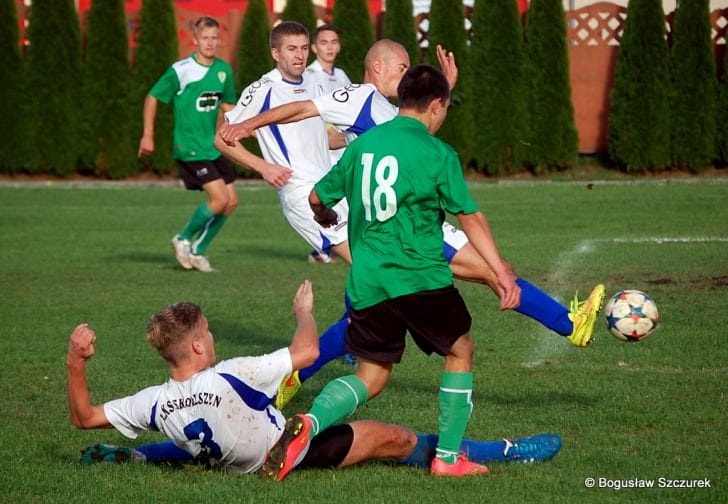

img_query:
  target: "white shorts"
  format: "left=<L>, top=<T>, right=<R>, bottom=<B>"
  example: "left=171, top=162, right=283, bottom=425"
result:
left=442, top=221, right=469, bottom=262
left=279, top=185, right=349, bottom=255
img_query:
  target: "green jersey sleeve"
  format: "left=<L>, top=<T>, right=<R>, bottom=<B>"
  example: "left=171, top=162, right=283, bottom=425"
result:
left=148, top=66, right=180, bottom=104
left=314, top=149, right=351, bottom=209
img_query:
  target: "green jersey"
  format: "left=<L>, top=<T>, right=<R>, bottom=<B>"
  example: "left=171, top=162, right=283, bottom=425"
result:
left=150, top=54, right=236, bottom=161
left=315, top=115, right=479, bottom=309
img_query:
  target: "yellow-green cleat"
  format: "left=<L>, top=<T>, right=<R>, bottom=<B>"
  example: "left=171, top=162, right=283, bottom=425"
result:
left=567, top=284, right=606, bottom=347
left=274, top=371, right=302, bottom=410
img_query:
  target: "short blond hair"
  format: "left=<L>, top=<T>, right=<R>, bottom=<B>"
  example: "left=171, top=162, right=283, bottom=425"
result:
left=145, top=301, right=202, bottom=365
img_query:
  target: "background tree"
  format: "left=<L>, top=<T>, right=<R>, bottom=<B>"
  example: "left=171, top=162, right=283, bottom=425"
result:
left=469, top=0, right=528, bottom=174
left=331, top=0, right=374, bottom=82
left=281, top=0, right=317, bottom=52
left=80, top=0, right=135, bottom=178
left=607, top=0, right=670, bottom=172
left=524, top=0, right=578, bottom=172
left=235, top=0, right=271, bottom=169
left=133, top=0, right=177, bottom=174
left=237, top=0, right=272, bottom=90
left=426, top=0, right=471, bottom=162
left=669, top=0, right=716, bottom=172
left=715, top=45, right=728, bottom=166
left=25, top=0, right=82, bottom=175
left=0, top=0, right=30, bottom=173
left=381, top=0, right=419, bottom=65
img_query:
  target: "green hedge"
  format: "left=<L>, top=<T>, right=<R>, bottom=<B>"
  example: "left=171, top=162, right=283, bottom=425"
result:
left=2, top=2, right=725, bottom=177
left=331, top=0, right=374, bottom=82
left=134, top=0, right=177, bottom=174
left=608, top=0, right=670, bottom=172
left=524, top=0, right=578, bottom=172
left=381, top=0, right=420, bottom=65
left=426, top=0, right=471, bottom=163
left=25, top=0, right=82, bottom=176
left=81, top=0, right=135, bottom=178
left=469, top=0, right=528, bottom=174
left=669, top=0, right=717, bottom=172
left=0, top=0, right=29, bottom=172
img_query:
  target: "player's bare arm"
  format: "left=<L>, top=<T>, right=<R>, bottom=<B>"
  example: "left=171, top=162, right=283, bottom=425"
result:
left=138, top=94, right=159, bottom=156
left=436, top=45, right=458, bottom=91
left=456, top=212, right=521, bottom=311
left=288, top=280, right=320, bottom=371
left=66, top=324, right=112, bottom=430
left=308, top=188, right=339, bottom=227
left=327, top=129, right=347, bottom=150
left=218, top=100, right=320, bottom=146
left=213, top=123, right=293, bottom=188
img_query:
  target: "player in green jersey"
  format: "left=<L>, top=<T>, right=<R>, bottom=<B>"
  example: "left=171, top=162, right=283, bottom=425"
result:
left=261, top=65, right=520, bottom=480
left=138, top=17, right=238, bottom=272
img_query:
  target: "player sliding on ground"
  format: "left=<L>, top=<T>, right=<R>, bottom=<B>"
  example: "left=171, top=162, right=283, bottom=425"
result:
left=67, top=281, right=561, bottom=475
left=216, top=38, right=606, bottom=410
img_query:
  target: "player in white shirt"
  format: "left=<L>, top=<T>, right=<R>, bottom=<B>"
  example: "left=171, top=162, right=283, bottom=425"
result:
left=304, top=24, right=352, bottom=263
left=217, top=21, right=351, bottom=265
left=217, top=40, right=605, bottom=408
left=67, top=280, right=562, bottom=474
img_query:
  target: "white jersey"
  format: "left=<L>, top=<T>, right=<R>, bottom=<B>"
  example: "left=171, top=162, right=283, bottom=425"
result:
left=225, top=68, right=331, bottom=196
left=305, top=60, right=351, bottom=95
left=312, top=83, right=398, bottom=146
left=104, top=348, right=291, bottom=474
left=305, top=60, right=351, bottom=164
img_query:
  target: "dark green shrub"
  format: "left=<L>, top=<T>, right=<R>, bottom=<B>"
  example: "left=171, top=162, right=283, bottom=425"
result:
left=25, top=0, right=82, bottom=175
left=81, top=0, right=135, bottom=178
left=331, top=0, right=375, bottom=82
left=524, top=0, right=578, bottom=172
left=426, top=0, right=471, bottom=162
left=282, top=0, right=317, bottom=40
left=134, top=0, right=177, bottom=174
left=715, top=43, right=728, bottom=166
left=0, top=0, right=29, bottom=172
left=607, top=0, right=670, bottom=172
left=469, top=0, right=528, bottom=174
left=237, top=0, right=272, bottom=90
left=381, top=0, right=419, bottom=65
left=669, top=0, right=717, bottom=172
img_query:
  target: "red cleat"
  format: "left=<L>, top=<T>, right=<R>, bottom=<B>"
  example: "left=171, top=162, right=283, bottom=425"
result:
left=431, top=453, right=489, bottom=477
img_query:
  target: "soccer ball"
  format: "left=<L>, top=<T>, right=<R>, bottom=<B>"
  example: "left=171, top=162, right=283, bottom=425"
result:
left=604, top=290, right=660, bottom=342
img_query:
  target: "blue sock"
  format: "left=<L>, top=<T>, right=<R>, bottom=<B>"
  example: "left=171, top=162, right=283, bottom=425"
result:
left=135, top=440, right=194, bottom=463
left=400, top=434, right=511, bottom=467
left=515, top=278, right=573, bottom=336
left=399, top=433, right=438, bottom=468
left=299, top=316, right=348, bottom=382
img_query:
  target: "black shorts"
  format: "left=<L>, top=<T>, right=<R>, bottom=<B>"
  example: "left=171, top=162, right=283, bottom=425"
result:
left=177, top=156, right=235, bottom=191
left=298, top=424, right=354, bottom=469
left=345, top=285, right=472, bottom=363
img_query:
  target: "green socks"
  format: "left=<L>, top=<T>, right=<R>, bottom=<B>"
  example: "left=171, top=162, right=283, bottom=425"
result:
left=436, top=371, right=474, bottom=464
left=179, top=204, right=228, bottom=255
left=179, top=203, right=215, bottom=242
left=307, top=375, right=369, bottom=436
left=192, top=214, right=227, bottom=255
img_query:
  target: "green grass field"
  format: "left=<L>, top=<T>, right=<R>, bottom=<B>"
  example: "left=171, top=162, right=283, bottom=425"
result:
left=1, top=178, right=726, bottom=503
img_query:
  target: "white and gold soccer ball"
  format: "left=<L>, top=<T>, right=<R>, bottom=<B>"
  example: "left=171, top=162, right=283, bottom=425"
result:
left=604, top=290, right=660, bottom=342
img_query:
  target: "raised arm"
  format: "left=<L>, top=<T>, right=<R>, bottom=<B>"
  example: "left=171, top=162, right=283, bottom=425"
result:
left=66, top=324, right=112, bottom=429
left=287, top=280, right=319, bottom=371
left=436, top=45, right=458, bottom=91
left=456, top=212, right=520, bottom=310
left=218, top=100, right=320, bottom=145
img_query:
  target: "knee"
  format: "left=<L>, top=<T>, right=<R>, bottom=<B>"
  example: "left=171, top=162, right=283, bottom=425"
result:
left=207, top=197, right=229, bottom=215
left=224, top=196, right=239, bottom=215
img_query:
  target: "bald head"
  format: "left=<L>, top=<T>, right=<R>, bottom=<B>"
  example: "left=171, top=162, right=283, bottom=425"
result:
left=364, top=39, right=410, bottom=98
